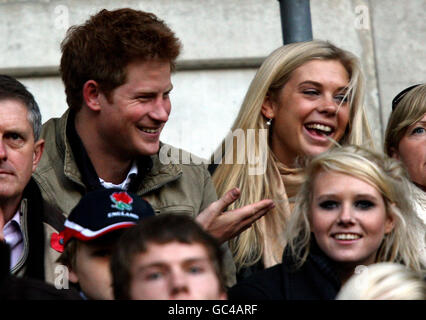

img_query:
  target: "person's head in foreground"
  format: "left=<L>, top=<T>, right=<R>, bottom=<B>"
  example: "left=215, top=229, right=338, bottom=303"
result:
left=60, top=8, right=181, bottom=159
left=336, top=262, right=425, bottom=300
left=56, top=188, right=155, bottom=299
left=286, top=145, right=425, bottom=284
left=384, top=83, right=426, bottom=192
left=111, top=214, right=227, bottom=300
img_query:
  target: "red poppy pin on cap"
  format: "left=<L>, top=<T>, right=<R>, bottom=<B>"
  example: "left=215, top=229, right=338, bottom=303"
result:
left=50, top=232, right=65, bottom=253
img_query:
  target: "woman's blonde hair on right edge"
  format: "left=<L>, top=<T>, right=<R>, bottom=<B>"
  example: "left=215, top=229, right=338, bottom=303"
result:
left=285, top=145, right=425, bottom=272
left=336, top=262, right=426, bottom=300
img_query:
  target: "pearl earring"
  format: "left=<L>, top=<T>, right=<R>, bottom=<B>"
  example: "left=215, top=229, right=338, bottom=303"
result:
left=266, top=118, right=272, bottom=126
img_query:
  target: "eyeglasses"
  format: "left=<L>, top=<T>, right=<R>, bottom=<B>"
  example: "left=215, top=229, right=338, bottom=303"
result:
left=391, top=84, right=421, bottom=111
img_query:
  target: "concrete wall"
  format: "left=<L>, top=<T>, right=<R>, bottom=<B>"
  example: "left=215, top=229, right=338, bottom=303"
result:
left=370, top=0, right=426, bottom=127
left=1, top=0, right=425, bottom=158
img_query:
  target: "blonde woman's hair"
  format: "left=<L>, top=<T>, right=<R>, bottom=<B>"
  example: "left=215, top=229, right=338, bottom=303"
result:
left=212, top=40, right=374, bottom=271
left=336, top=263, right=426, bottom=300
left=384, top=84, right=426, bottom=156
left=286, top=145, right=425, bottom=272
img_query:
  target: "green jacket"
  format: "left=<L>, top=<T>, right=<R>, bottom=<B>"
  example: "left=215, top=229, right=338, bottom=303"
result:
left=33, top=110, right=236, bottom=287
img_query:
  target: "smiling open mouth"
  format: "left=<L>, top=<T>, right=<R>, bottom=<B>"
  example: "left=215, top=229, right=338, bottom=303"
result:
left=138, top=127, right=161, bottom=134
left=305, top=123, right=334, bottom=137
left=332, top=233, right=362, bottom=240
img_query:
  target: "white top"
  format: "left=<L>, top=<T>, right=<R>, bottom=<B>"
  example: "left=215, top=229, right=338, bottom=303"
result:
left=410, top=183, right=426, bottom=266
left=99, top=161, right=138, bottom=190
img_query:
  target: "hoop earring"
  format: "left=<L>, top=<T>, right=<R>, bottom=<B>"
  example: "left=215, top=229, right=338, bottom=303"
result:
left=266, top=118, right=273, bottom=126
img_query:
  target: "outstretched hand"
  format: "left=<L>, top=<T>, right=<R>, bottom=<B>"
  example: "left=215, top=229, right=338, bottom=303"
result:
left=195, top=188, right=275, bottom=243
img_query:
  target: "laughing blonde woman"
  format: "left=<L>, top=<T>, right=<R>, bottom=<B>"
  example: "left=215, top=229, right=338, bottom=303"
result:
left=211, top=40, right=373, bottom=280
left=228, top=146, right=424, bottom=299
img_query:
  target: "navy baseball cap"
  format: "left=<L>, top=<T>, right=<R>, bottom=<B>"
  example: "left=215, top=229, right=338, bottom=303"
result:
left=61, top=188, right=155, bottom=246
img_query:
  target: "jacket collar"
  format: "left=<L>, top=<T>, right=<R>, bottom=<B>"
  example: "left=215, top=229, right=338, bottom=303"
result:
left=66, top=109, right=102, bottom=191
left=308, top=238, right=341, bottom=286
left=281, top=237, right=341, bottom=299
left=55, top=109, right=85, bottom=188
left=138, top=142, right=183, bottom=195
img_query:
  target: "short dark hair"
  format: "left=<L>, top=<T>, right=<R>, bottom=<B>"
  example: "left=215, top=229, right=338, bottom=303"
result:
left=57, top=231, right=125, bottom=270
left=0, top=74, right=42, bottom=140
left=111, top=214, right=226, bottom=300
left=60, top=8, right=182, bottom=111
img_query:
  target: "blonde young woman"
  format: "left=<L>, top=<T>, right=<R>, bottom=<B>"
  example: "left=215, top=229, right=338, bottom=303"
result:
left=384, top=83, right=426, bottom=214
left=211, top=40, right=373, bottom=279
left=228, top=146, right=425, bottom=300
